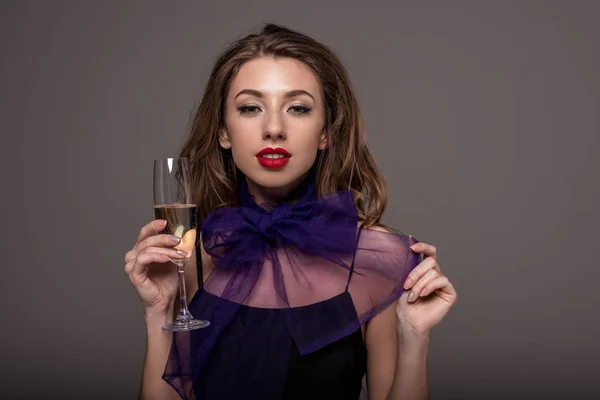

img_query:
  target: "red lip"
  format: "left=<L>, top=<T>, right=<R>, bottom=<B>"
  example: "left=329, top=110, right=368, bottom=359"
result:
left=256, top=147, right=291, bottom=157
left=256, top=147, right=291, bottom=169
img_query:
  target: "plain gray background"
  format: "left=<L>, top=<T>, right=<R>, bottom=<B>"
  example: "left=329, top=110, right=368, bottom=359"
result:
left=2, top=0, right=599, bottom=399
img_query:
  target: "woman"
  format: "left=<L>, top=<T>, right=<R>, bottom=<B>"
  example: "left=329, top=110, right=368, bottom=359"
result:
left=125, top=24, right=457, bottom=400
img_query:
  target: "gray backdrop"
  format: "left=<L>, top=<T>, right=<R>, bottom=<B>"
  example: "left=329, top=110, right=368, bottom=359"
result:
left=1, top=0, right=599, bottom=399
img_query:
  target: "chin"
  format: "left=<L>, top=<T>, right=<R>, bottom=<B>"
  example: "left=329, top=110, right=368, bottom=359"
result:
left=240, top=162, right=314, bottom=190
left=245, top=171, right=306, bottom=189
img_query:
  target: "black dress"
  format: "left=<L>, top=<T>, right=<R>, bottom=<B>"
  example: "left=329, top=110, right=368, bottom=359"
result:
left=191, top=245, right=368, bottom=400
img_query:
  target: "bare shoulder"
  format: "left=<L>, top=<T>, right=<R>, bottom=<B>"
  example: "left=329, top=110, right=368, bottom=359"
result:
left=357, top=222, right=400, bottom=235
left=361, top=224, right=389, bottom=232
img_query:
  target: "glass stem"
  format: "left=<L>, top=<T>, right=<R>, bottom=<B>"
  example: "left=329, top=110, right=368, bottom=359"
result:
left=176, top=264, right=192, bottom=319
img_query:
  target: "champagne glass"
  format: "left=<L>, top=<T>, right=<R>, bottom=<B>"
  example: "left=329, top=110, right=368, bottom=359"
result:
left=154, top=157, right=209, bottom=331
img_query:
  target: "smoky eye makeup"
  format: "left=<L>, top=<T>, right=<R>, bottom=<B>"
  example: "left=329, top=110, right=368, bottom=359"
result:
left=235, top=103, right=313, bottom=116
left=236, top=104, right=262, bottom=115
left=288, top=105, right=312, bottom=114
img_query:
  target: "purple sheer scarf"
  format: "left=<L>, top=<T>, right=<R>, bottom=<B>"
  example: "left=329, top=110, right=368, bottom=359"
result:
left=163, top=171, right=421, bottom=399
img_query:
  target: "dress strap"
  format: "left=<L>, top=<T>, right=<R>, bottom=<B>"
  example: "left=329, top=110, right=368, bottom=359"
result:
left=195, top=229, right=204, bottom=289
left=345, top=226, right=364, bottom=292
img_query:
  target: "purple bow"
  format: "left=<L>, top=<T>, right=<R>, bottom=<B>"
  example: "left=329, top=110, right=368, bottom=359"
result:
left=201, top=188, right=359, bottom=274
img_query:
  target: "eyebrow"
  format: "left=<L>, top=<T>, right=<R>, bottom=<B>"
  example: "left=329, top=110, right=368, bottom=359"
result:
left=234, top=89, right=315, bottom=101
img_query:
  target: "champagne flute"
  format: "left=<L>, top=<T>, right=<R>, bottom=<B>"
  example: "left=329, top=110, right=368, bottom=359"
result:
left=154, top=157, right=209, bottom=331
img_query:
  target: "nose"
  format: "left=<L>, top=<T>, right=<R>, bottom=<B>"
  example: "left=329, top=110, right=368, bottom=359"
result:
left=262, top=112, right=286, bottom=141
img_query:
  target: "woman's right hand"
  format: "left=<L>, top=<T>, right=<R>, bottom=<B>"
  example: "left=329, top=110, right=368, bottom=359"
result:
left=124, top=219, right=188, bottom=317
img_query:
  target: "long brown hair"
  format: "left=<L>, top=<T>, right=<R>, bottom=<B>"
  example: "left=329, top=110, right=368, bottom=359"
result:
left=180, top=23, right=389, bottom=229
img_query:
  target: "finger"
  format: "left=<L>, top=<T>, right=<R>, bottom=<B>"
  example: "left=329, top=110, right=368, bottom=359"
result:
left=403, top=257, right=439, bottom=289
left=125, top=250, right=135, bottom=264
left=420, top=276, right=457, bottom=301
left=413, top=269, right=441, bottom=298
left=140, top=246, right=188, bottom=261
left=126, top=234, right=181, bottom=264
left=399, top=290, right=411, bottom=303
left=124, top=260, right=134, bottom=275
left=410, top=242, right=437, bottom=261
left=136, top=219, right=168, bottom=246
left=135, top=233, right=182, bottom=253
left=130, top=252, right=173, bottom=277
left=126, top=247, right=187, bottom=275
left=407, top=269, right=440, bottom=302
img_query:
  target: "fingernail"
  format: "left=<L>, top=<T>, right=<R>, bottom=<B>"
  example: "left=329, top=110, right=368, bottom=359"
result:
left=176, top=250, right=187, bottom=256
left=407, top=291, right=415, bottom=301
left=160, top=220, right=167, bottom=227
left=410, top=244, right=418, bottom=251
left=171, top=236, right=181, bottom=243
left=404, top=278, right=413, bottom=289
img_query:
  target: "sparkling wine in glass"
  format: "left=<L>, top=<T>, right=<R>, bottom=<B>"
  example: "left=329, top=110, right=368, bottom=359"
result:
left=154, top=157, right=209, bottom=331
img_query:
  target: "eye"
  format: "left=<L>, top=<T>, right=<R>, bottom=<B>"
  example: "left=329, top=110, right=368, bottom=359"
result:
left=288, top=105, right=312, bottom=115
left=237, top=105, right=261, bottom=115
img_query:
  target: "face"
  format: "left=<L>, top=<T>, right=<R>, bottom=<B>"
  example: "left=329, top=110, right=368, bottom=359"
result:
left=219, top=57, right=327, bottom=201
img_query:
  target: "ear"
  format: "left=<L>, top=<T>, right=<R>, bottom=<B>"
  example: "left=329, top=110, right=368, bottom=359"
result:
left=318, top=131, right=328, bottom=150
left=218, top=128, right=232, bottom=149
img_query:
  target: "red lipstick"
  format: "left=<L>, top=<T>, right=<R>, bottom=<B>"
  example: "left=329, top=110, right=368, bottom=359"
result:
left=255, top=147, right=291, bottom=169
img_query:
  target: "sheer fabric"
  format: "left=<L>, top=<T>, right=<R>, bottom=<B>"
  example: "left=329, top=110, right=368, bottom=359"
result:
left=163, top=172, right=421, bottom=399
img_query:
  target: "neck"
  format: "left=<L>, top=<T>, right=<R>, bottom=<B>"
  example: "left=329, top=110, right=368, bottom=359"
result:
left=245, top=174, right=309, bottom=205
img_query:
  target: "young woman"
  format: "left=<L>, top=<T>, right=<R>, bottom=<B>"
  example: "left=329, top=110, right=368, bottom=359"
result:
left=125, top=24, right=457, bottom=400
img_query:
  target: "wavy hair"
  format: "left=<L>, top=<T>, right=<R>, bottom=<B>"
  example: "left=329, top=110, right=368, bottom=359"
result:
left=180, top=23, right=390, bottom=229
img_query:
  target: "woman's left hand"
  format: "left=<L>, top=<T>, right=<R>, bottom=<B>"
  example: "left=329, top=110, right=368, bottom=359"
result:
left=396, top=241, right=458, bottom=338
